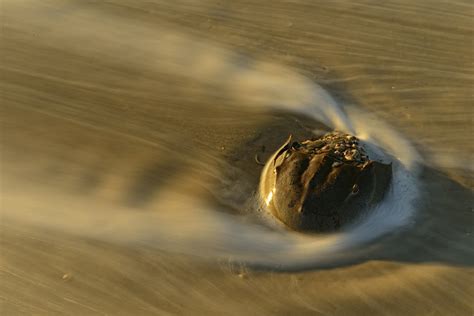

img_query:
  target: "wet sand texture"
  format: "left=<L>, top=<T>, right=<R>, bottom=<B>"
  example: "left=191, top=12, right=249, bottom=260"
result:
left=1, top=1, right=473, bottom=315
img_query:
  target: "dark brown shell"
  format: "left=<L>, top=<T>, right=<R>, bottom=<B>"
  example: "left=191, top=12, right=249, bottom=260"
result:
left=270, top=132, right=392, bottom=232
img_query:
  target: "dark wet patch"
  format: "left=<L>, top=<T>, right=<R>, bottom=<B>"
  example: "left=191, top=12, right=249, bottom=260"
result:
left=125, top=159, right=183, bottom=208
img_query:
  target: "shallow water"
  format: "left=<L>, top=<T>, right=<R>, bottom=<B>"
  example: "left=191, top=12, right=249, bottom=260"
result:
left=1, top=0, right=473, bottom=315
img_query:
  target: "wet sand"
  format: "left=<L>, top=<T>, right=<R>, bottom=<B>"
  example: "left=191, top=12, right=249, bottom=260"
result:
left=1, top=1, right=473, bottom=315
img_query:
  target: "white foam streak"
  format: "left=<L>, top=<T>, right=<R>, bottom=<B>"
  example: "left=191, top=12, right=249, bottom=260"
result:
left=3, top=2, right=423, bottom=268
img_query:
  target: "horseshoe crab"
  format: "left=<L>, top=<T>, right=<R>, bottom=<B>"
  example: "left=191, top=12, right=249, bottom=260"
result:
left=259, top=131, right=392, bottom=232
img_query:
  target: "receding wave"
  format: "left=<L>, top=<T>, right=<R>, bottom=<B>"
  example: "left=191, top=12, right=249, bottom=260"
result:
left=3, top=2, right=424, bottom=269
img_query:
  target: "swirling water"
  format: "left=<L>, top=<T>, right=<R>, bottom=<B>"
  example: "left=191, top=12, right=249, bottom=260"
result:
left=1, top=0, right=472, bottom=315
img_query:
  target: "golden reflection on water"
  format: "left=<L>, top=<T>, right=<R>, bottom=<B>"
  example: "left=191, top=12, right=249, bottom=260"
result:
left=1, top=0, right=473, bottom=315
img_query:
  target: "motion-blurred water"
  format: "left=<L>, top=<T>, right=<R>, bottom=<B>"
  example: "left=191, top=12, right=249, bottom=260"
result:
left=1, top=1, right=473, bottom=315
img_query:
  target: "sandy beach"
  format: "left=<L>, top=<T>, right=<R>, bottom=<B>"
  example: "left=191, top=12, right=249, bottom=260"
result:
left=1, top=1, right=473, bottom=315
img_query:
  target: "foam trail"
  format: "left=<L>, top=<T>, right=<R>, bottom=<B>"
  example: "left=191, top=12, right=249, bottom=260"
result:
left=3, top=1, right=423, bottom=269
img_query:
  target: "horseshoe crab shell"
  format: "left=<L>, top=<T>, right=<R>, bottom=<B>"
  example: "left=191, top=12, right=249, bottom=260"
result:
left=259, top=132, right=392, bottom=233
